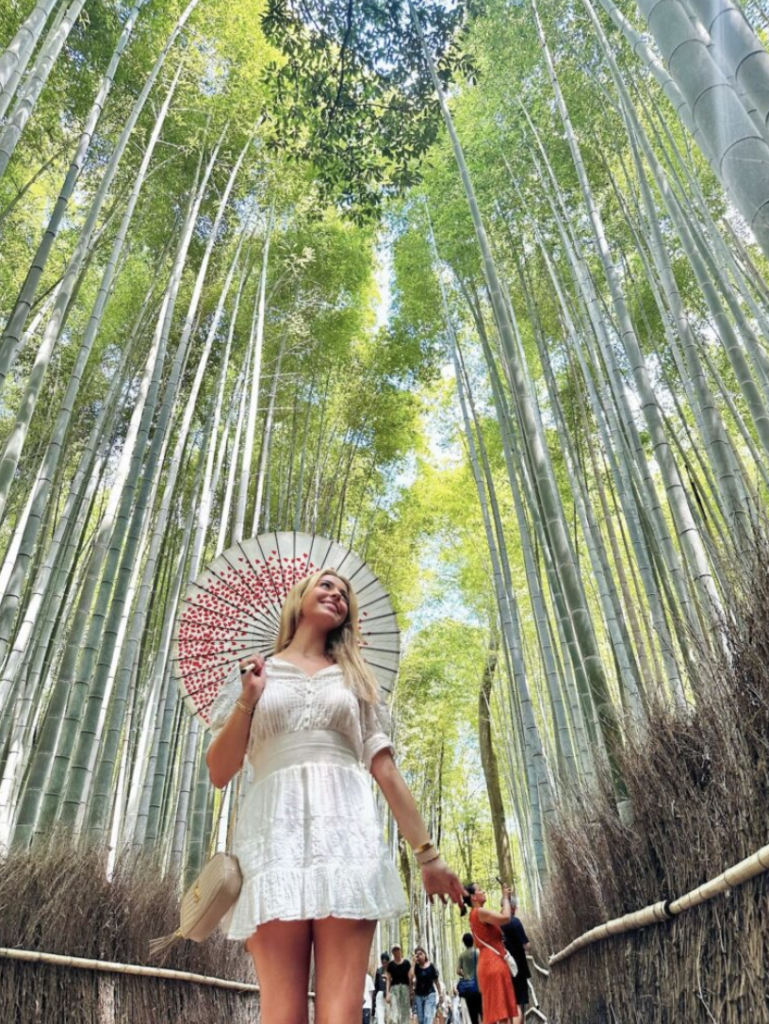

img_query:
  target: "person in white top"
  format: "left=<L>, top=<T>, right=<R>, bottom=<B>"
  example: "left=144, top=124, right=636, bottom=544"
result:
left=206, top=569, right=465, bottom=1024
left=363, top=971, right=376, bottom=1024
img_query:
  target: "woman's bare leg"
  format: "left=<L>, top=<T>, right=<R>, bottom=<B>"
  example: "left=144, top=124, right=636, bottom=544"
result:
left=313, top=916, right=377, bottom=1024
left=246, top=919, right=313, bottom=1024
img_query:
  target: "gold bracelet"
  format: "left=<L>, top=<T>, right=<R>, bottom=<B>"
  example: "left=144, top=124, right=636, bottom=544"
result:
left=415, top=845, right=439, bottom=864
left=413, top=839, right=434, bottom=856
left=235, top=698, right=256, bottom=716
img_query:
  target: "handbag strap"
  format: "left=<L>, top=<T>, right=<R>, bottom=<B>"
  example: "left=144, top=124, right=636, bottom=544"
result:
left=470, top=924, right=504, bottom=959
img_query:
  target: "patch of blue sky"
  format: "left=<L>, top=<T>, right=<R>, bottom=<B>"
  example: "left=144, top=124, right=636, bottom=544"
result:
left=373, top=232, right=393, bottom=332
left=232, top=192, right=268, bottom=232
left=403, top=533, right=484, bottom=643
left=195, top=39, right=229, bottom=97
left=391, top=449, right=418, bottom=493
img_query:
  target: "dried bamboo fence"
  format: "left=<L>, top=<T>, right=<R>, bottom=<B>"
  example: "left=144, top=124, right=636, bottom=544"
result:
left=0, top=841, right=265, bottom=1024
left=548, top=841, right=769, bottom=964
left=536, top=540, right=769, bottom=1023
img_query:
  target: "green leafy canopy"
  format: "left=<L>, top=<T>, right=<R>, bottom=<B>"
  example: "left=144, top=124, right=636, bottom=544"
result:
left=261, top=0, right=477, bottom=219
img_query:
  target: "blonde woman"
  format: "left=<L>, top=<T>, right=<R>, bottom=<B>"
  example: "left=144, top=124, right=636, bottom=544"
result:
left=206, top=569, right=464, bottom=1024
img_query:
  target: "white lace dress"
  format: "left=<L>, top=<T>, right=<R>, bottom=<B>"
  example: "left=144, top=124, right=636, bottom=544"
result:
left=209, top=655, right=408, bottom=939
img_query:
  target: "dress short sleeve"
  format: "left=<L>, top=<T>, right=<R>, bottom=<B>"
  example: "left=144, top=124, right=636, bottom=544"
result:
left=208, top=660, right=242, bottom=736
left=360, top=695, right=395, bottom=771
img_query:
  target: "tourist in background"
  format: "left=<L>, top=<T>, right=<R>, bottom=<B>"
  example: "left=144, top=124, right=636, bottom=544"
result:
left=374, top=951, right=390, bottom=1024
left=386, top=943, right=412, bottom=1024
left=435, top=986, right=452, bottom=1023
left=456, top=931, right=482, bottom=1024
left=410, top=946, right=441, bottom=1024
left=501, top=895, right=531, bottom=1016
left=363, top=968, right=376, bottom=1024
left=449, top=986, right=466, bottom=1024
left=462, top=882, right=521, bottom=1024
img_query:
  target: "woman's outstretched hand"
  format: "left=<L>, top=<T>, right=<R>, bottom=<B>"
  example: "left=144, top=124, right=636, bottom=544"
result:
left=239, top=655, right=267, bottom=708
left=420, top=857, right=466, bottom=907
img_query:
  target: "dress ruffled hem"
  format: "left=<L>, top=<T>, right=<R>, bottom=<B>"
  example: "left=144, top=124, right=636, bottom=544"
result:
left=222, top=860, right=408, bottom=940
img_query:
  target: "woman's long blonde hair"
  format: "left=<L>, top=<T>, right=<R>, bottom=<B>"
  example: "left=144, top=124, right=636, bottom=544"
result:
left=274, top=568, right=380, bottom=703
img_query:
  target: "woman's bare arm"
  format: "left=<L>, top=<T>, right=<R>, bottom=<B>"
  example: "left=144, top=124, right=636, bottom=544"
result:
left=477, top=891, right=513, bottom=927
left=206, top=708, right=251, bottom=788
left=206, top=657, right=266, bottom=788
left=370, top=750, right=464, bottom=905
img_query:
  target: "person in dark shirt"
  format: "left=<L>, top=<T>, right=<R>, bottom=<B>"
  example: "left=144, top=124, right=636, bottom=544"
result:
left=386, top=944, right=412, bottom=1024
left=409, top=946, right=441, bottom=1024
left=501, top=897, right=531, bottom=1013
left=374, top=951, right=390, bottom=1024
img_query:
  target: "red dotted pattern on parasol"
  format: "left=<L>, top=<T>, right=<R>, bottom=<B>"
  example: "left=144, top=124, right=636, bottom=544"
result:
left=172, top=532, right=400, bottom=725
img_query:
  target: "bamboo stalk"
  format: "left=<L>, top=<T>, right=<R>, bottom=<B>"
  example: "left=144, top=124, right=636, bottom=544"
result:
left=549, top=842, right=769, bottom=964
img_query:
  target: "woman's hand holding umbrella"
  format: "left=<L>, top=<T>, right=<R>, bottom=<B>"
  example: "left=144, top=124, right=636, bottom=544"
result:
left=239, top=655, right=267, bottom=709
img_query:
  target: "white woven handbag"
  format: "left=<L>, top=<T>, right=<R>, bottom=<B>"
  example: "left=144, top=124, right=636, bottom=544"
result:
left=150, top=781, right=242, bottom=955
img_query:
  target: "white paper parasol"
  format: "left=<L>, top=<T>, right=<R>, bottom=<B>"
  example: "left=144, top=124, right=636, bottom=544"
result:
left=172, top=532, right=400, bottom=725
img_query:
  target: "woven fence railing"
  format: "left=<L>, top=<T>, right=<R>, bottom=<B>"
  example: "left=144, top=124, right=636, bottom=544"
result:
left=0, top=947, right=261, bottom=992
left=549, top=840, right=769, bottom=965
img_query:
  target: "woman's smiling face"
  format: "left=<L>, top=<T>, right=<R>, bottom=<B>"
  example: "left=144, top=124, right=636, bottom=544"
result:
left=302, top=573, right=350, bottom=628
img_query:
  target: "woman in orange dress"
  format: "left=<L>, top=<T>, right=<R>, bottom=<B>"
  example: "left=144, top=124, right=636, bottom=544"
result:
left=463, top=883, right=521, bottom=1024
